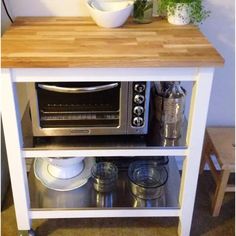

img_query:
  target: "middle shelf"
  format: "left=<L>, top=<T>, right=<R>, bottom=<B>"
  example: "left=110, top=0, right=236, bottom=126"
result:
left=22, top=114, right=188, bottom=158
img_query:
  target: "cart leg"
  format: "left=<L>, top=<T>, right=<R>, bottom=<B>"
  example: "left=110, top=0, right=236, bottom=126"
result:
left=2, top=69, right=31, bottom=231
left=199, top=135, right=208, bottom=174
left=19, top=229, right=35, bottom=236
left=178, top=68, right=214, bottom=236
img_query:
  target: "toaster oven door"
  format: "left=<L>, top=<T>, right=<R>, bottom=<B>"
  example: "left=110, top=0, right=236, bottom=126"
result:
left=27, top=82, right=128, bottom=136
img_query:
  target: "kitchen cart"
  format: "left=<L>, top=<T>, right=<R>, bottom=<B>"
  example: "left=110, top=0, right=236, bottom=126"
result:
left=1, top=17, right=224, bottom=236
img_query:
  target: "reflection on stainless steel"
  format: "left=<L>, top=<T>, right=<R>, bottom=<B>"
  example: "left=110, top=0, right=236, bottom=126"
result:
left=130, top=191, right=166, bottom=208
left=91, top=191, right=117, bottom=208
left=29, top=158, right=180, bottom=210
left=33, top=180, right=92, bottom=208
left=23, top=121, right=187, bottom=150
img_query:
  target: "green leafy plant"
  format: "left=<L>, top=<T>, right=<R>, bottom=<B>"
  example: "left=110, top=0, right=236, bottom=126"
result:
left=158, top=0, right=210, bottom=24
left=133, top=0, right=153, bottom=23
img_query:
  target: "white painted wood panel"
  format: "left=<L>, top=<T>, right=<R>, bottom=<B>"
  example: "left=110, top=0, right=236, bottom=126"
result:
left=23, top=149, right=188, bottom=158
left=178, top=68, right=214, bottom=236
left=2, top=66, right=215, bottom=236
left=1, top=69, right=31, bottom=230
left=30, top=209, right=180, bottom=219
left=12, top=68, right=199, bottom=82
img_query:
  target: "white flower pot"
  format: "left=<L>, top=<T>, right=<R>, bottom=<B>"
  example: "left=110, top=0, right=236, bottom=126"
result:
left=167, top=3, right=190, bottom=25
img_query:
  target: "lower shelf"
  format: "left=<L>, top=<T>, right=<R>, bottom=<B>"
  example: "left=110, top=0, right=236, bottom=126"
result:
left=28, top=158, right=180, bottom=218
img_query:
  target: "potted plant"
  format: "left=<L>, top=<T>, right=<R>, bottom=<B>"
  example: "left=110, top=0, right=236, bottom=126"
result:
left=133, top=0, right=154, bottom=23
left=158, top=0, right=210, bottom=25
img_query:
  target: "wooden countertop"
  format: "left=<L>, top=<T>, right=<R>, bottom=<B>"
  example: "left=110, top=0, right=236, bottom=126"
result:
left=1, top=17, right=224, bottom=68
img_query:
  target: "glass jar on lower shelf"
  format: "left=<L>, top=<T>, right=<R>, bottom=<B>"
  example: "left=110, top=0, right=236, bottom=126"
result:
left=133, top=0, right=153, bottom=24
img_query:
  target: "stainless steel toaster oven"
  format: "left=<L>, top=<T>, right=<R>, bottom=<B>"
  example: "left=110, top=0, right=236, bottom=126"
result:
left=27, top=82, right=150, bottom=136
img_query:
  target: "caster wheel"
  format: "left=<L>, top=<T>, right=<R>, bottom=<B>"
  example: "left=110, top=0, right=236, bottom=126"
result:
left=19, top=229, right=35, bottom=236
left=28, top=229, right=35, bottom=236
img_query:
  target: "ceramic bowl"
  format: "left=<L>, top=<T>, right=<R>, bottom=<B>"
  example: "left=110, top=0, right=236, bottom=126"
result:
left=47, top=160, right=85, bottom=179
left=90, top=0, right=131, bottom=11
left=86, top=0, right=133, bottom=28
left=45, top=156, right=85, bottom=179
left=46, top=156, right=85, bottom=167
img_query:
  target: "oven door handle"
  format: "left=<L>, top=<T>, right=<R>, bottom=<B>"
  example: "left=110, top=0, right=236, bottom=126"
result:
left=37, top=83, right=119, bottom=93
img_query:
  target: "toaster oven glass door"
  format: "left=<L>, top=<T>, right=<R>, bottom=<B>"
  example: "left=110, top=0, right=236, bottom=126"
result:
left=36, top=82, right=121, bottom=128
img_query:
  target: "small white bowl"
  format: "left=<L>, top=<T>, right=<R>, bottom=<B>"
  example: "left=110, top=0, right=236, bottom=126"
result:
left=46, top=156, right=85, bottom=167
left=91, top=0, right=130, bottom=11
left=47, top=160, right=84, bottom=179
left=86, top=0, right=133, bottom=28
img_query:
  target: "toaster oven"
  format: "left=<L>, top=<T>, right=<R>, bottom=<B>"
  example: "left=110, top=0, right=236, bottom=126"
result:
left=27, top=82, right=150, bottom=136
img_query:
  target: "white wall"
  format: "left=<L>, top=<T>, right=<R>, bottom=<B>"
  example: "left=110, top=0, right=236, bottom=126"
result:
left=1, top=1, right=12, bottom=34
left=3, top=0, right=235, bottom=126
left=7, top=0, right=89, bottom=16
left=200, top=0, right=235, bottom=126
left=1, top=2, right=28, bottom=117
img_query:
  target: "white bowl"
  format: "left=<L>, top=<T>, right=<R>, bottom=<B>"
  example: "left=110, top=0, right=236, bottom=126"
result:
left=46, top=156, right=85, bottom=167
left=47, top=160, right=84, bottom=179
left=86, top=0, right=133, bottom=28
left=91, top=0, right=131, bottom=11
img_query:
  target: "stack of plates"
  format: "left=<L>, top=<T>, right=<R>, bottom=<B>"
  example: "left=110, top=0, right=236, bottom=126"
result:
left=34, top=157, right=95, bottom=191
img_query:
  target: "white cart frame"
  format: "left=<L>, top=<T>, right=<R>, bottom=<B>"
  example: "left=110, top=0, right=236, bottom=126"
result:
left=2, top=67, right=214, bottom=236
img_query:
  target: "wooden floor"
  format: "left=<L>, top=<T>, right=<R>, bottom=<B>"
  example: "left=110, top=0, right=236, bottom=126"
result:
left=1, top=172, right=234, bottom=236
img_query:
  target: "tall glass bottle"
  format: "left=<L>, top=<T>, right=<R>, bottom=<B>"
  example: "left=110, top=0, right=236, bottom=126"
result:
left=161, top=81, right=186, bottom=139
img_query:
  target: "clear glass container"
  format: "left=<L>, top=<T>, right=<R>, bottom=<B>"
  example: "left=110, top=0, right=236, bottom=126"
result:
left=128, top=161, right=168, bottom=199
left=91, top=162, right=118, bottom=192
left=133, top=0, right=153, bottom=24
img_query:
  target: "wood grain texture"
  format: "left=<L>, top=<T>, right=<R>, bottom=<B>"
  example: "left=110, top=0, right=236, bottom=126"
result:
left=1, top=17, right=224, bottom=68
left=206, top=127, right=235, bottom=170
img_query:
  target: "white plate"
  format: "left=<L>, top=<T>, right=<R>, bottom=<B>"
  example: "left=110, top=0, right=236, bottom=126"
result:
left=34, top=157, right=95, bottom=191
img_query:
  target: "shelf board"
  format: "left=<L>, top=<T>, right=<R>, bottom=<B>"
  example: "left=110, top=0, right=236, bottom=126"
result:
left=29, top=208, right=180, bottom=219
left=28, top=158, right=180, bottom=218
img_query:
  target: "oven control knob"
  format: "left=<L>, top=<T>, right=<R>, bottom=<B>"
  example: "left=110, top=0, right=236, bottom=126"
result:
left=134, top=83, right=146, bottom=93
left=133, top=106, right=144, bottom=116
left=134, top=95, right=145, bottom=104
left=133, top=117, right=144, bottom=127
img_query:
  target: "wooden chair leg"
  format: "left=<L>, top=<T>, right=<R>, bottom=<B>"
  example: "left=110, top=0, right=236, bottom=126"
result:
left=200, top=153, right=207, bottom=174
left=211, top=169, right=230, bottom=217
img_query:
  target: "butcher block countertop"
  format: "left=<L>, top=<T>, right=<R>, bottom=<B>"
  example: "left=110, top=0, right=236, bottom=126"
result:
left=1, top=17, right=224, bottom=68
